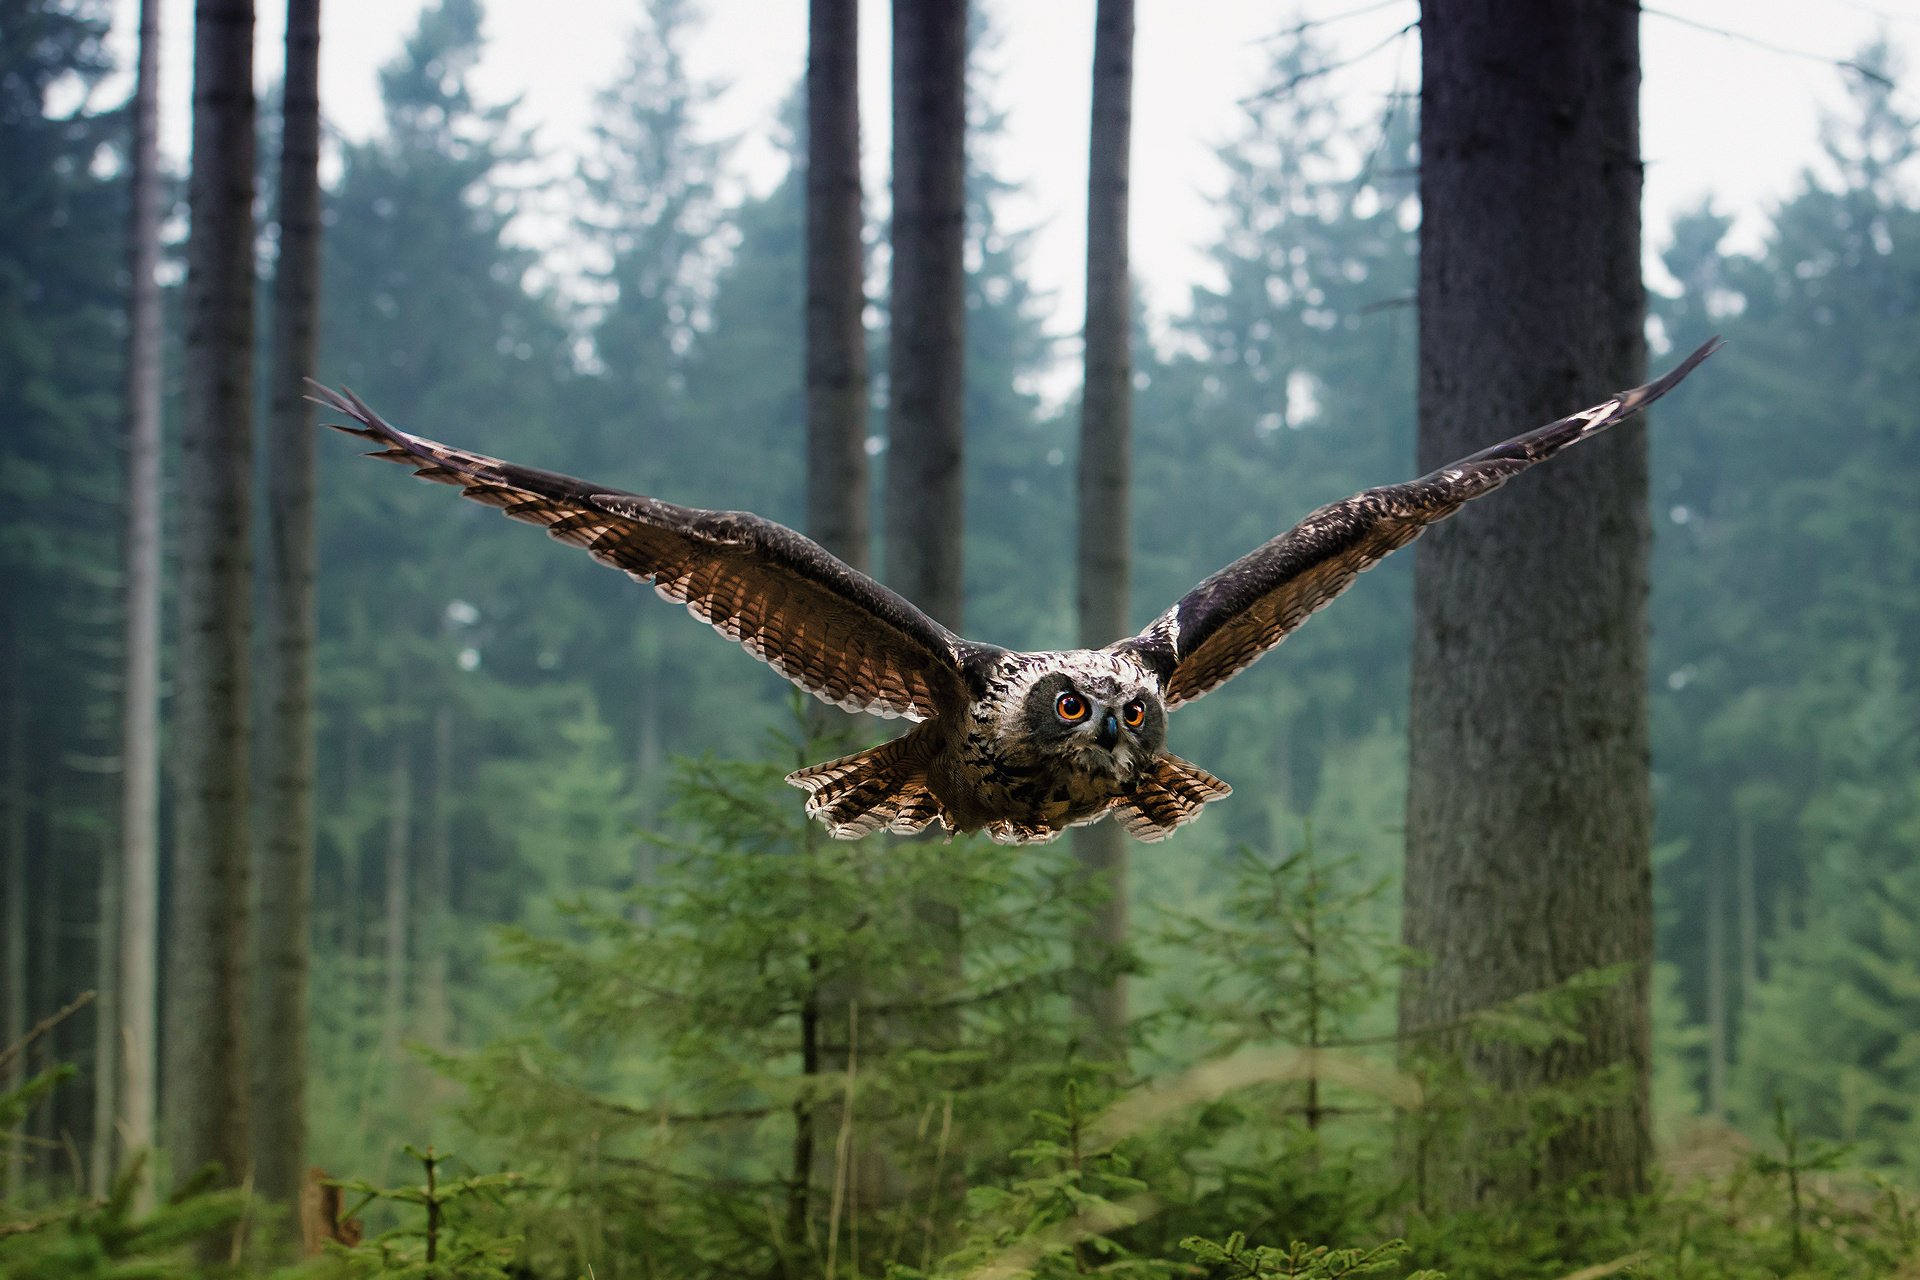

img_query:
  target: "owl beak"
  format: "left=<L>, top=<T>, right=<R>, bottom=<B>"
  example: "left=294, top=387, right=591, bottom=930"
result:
left=1096, top=709, right=1120, bottom=750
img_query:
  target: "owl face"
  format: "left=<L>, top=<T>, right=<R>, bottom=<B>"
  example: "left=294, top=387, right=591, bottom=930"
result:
left=1016, top=667, right=1166, bottom=778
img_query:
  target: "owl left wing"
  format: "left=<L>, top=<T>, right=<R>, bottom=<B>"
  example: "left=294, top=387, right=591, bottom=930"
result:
left=1112, top=337, right=1722, bottom=708
left=315, top=385, right=991, bottom=721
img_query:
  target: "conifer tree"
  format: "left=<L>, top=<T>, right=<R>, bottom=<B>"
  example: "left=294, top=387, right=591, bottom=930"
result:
left=108, top=0, right=164, bottom=1204
left=1399, top=0, right=1652, bottom=1203
left=1073, top=0, right=1137, bottom=1053
left=254, top=0, right=325, bottom=1219
left=168, top=0, right=258, bottom=1191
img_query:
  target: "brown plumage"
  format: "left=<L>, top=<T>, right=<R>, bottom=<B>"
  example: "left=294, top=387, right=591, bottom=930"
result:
left=316, top=336, right=1719, bottom=845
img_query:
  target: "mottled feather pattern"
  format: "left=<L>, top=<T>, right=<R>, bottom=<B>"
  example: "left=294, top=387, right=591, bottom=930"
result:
left=311, top=383, right=974, bottom=723
left=1113, top=754, right=1233, bottom=843
left=318, top=338, right=1718, bottom=845
left=1114, top=337, right=1723, bottom=707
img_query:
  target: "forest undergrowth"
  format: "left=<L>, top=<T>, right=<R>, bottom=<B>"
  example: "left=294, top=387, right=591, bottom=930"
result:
left=4, top=715, right=1916, bottom=1279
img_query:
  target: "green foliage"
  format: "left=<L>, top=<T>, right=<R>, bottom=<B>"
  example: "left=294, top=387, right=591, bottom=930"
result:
left=0, top=1072, right=246, bottom=1277
left=1649, top=42, right=1920, bottom=1134
left=309, top=1146, right=525, bottom=1280
left=900, top=1079, right=1177, bottom=1280
left=1180, top=1234, right=1440, bottom=1280
left=441, top=706, right=1092, bottom=1279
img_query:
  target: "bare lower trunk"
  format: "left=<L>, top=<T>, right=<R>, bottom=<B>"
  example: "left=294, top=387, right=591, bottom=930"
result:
left=418, top=707, right=452, bottom=1050
left=380, top=746, right=412, bottom=1055
left=1070, top=0, right=1135, bottom=1059
left=165, top=0, right=257, bottom=1191
left=1736, top=806, right=1759, bottom=1001
left=3, top=651, right=27, bottom=1195
left=111, top=1, right=164, bottom=1198
left=1705, top=842, right=1727, bottom=1117
left=253, top=0, right=323, bottom=1220
left=1398, top=0, right=1651, bottom=1204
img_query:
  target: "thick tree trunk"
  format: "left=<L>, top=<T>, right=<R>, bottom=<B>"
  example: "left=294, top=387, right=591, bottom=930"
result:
left=165, top=0, right=257, bottom=1191
left=1071, top=0, right=1135, bottom=1057
left=884, top=0, right=967, bottom=630
left=254, top=0, right=323, bottom=1219
left=806, top=0, right=869, bottom=575
left=1398, top=0, right=1651, bottom=1203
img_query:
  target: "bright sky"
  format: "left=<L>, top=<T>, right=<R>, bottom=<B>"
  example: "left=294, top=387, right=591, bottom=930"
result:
left=109, top=0, right=1920, bottom=362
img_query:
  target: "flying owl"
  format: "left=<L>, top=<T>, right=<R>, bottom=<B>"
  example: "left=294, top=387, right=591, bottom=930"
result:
left=317, top=337, right=1719, bottom=846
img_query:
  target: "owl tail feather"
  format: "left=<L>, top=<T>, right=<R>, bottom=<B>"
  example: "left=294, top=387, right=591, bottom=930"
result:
left=786, top=728, right=947, bottom=841
left=1112, top=754, right=1232, bottom=843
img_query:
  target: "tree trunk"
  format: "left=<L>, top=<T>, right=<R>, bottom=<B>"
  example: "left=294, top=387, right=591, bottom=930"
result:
left=1398, top=0, right=1651, bottom=1204
left=254, top=0, right=322, bottom=1220
left=806, top=0, right=869, bottom=575
left=884, top=0, right=968, bottom=630
left=379, top=744, right=412, bottom=1055
left=1070, top=0, right=1134, bottom=1057
left=1735, top=805, right=1759, bottom=1003
left=417, top=707, right=452, bottom=1050
left=165, top=0, right=257, bottom=1192
left=3, top=645, right=27, bottom=1196
left=1705, top=841, right=1727, bottom=1118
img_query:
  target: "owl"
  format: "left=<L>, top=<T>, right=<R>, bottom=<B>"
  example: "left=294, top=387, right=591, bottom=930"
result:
left=318, top=337, right=1719, bottom=846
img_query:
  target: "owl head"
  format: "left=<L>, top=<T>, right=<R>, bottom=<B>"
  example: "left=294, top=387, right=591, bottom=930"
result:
left=1012, top=660, right=1167, bottom=779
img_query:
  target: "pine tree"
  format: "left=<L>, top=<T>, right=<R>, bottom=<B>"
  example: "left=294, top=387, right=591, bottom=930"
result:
left=1399, top=0, right=1652, bottom=1203
left=1072, top=0, right=1137, bottom=1054
left=167, top=0, right=258, bottom=1192
left=111, top=0, right=164, bottom=1208
left=0, top=0, right=128, bottom=1193
left=254, top=0, right=325, bottom=1221
left=1648, top=45, right=1920, bottom=1120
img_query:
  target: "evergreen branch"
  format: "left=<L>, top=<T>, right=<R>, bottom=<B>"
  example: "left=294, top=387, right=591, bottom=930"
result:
left=1643, top=7, right=1899, bottom=90
left=1256, top=0, right=1415, bottom=44
left=1239, top=21, right=1418, bottom=106
left=861, top=972, right=1064, bottom=1016
left=584, top=1097, right=778, bottom=1126
left=0, top=990, right=96, bottom=1072
left=598, top=1153, right=787, bottom=1193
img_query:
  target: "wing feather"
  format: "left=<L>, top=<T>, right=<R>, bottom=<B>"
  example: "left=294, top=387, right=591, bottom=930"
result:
left=313, top=384, right=989, bottom=720
left=1115, top=338, right=1723, bottom=707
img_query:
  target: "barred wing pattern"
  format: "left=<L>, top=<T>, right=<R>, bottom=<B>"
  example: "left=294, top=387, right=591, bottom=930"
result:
left=1115, top=338, right=1723, bottom=708
left=313, top=385, right=982, bottom=721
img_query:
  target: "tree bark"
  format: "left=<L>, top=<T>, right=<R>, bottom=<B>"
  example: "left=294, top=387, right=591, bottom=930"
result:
left=418, top=706, right=453, bottom=1050
left=1705, top=842, right=1727, bottom=1117
left=884, top=0, right=968, bottom=630
left=379, top=744, right=412, bottom=1055
left=1071, top=0, right=1134, bottom=1057
left=1398, top=0, right=1651, bottom=1203
left=3, top=643, right=26, bottom=1196
left=806, top=0, right=870, bottom=575
left=254, top=0, right=322, bottom=1219
left=101, top=0, right=166, bottom=1197
left=165, top=0, right=257, bottom=1192
left=1735, top=805, right=1758, bottom=1002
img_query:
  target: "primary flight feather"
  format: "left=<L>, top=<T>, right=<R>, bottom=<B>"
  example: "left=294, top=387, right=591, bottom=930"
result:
left=317, top=336, right=1720, bottom=846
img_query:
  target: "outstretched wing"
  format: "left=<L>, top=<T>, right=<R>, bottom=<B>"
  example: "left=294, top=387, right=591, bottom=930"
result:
left=1114, top=338, right=1723, bottom=708
left=315, top=385, right=991, bottom=721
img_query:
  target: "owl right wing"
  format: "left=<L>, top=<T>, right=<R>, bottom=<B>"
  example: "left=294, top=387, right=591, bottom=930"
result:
left=316, top=385, right=996, bottom=721
left=1112, top=337, right=1722, bottom=708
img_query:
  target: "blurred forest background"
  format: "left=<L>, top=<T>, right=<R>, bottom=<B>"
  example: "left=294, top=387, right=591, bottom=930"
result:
left=2, top=0, right=1918, bottom=1275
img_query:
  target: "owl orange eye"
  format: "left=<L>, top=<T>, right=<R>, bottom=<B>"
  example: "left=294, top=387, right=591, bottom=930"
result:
left=1122, top=701, right=1145, bottom=729
left=1055, top=691, right=1089, bottom=722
